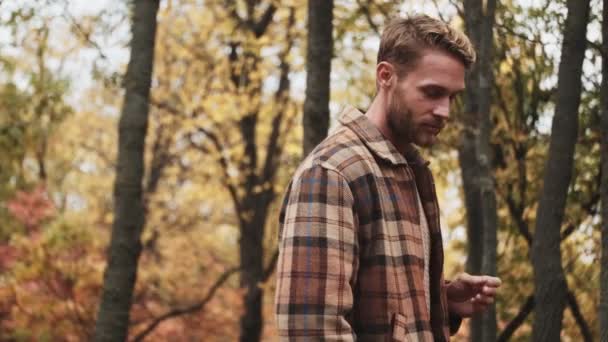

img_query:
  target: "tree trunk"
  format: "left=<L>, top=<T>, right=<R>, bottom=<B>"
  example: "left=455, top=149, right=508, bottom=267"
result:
left=600, top=0, right=608, bottom=339
left=531, top=0, right=590, bottom=340
left=239, top=192, right=272, bottom=342
left=237, top=113, right=266, bottom=342
left=458, top=144, right=484, bottom=342
left=462, top=0, right=498, bottom=340
left=302, top=0, right=334, bottom=156
left=93, top=1, right=160, bottom=341
left=224, top=5, right=287, bottom=341
left=476, top=2, right=498, bottom=340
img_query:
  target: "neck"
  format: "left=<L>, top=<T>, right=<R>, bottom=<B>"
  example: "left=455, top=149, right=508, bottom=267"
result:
left=365, top=91, right=409, bottom=155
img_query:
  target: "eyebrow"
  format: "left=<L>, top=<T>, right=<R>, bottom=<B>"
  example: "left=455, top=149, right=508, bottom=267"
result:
left=420, top=84, right=464, bottom=95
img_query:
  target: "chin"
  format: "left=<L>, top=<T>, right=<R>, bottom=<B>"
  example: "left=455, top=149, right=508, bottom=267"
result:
left=415, top=142, right=435, bottom=148
left=414, top=136, right=438, bottom=148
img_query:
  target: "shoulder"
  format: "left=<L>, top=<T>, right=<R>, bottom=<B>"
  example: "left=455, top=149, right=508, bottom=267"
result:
left=293, top=125, right=376, bottom=183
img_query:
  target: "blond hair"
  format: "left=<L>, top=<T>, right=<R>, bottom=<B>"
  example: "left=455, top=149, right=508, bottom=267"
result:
left=377, top=15, right=476, bottom=73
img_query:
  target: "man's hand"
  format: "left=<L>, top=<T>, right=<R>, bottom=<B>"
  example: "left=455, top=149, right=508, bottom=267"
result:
left=446, top=273, right=501, bottom=318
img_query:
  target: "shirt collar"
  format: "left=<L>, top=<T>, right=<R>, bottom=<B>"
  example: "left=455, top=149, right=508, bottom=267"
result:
left=337, top=105, right=429, bottom=167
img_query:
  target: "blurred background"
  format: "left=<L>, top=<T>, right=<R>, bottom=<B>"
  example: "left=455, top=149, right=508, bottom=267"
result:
left=0, top=0, right=605, bottom=341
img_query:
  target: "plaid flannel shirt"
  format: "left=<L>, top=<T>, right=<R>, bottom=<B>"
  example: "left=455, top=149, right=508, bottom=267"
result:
left=275, top=106, right=460, bottom=341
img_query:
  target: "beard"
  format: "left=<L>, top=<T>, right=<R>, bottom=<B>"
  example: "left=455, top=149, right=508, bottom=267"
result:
left=386, top=91, right=439, bottom=148
left=386, top=91, right=416, bottom=146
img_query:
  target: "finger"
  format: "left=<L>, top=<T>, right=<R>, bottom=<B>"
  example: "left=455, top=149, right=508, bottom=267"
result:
left=456, top=273, right=486, bottom=287
left=481, top=276, right=502, bottom=287
left=468, top=274, right=502, bottom=288
left=481, top=286, right=497, bottom=296
left=472, top=295, right=494, bottom=306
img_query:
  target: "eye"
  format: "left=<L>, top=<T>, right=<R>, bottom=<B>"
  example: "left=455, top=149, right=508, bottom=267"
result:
left=422, top=86, right=445, bottom=99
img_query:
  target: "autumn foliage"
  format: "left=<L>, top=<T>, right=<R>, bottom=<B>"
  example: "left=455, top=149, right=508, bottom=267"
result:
left=0, top=0, right=605, bottom=341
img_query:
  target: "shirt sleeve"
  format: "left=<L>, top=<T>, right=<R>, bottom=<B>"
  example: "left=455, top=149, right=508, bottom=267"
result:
left=443, top=280, right=463, bottom=335
left=275, top=165, right=358, bottom=341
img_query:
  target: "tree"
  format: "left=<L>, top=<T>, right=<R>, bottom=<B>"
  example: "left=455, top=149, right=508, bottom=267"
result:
left=461, top=0, right=498, bottom=339
left=93, top=1, right=160, bottom=341
left=531, top=0, right=590, bottom=340
left=146, top=2, right=298, bottom=340
left=97, top=2, right=304, bottom=339
left=302, top=0, right=334, bottom=156
left=1, top=1, right=604, bottom=340
left=600, top=0, right=608, bottom=339
left=0, top=8, right=73, bottom=239
left=214, top=3, right=294, bottom=340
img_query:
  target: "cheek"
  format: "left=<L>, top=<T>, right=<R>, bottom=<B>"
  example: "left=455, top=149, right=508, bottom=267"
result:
left=409, top=97, right=427, bottom=111
left=402, top=94, right=428, bottom=116
left=406, top=90, right=432, bottom=108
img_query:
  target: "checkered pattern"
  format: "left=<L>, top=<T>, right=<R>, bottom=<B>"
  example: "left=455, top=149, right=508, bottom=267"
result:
left=275, top=106, right=459, bottom=341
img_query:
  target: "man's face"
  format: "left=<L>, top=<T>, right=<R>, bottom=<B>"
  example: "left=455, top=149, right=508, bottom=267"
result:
left=385, top=49, right=465, bottom=147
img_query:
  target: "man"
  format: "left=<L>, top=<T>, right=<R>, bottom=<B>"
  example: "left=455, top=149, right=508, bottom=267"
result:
left=275, top=15, right=501, bottom=341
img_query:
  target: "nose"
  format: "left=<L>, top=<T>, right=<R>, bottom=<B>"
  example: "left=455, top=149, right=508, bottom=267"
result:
left=432, top=98, right=450, bottom=119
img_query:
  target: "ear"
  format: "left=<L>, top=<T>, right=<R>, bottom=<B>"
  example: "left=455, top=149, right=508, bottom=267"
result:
left=376, top=61, right=396, bottom=90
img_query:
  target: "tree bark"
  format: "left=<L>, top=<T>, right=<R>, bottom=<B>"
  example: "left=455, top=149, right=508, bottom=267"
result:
left=531, top=0, right=590, bottom=340
left=93, top=1, right=160, bottom=341
left=237, top=112, right=266, bottom=342
left=566, top=291, right=593, bottom=342
left=457, top=135, right=484, bottom=341
left=224, top=5, right=292, bottom=341
left=600, top=0, right=608, bottom=339
left=462, top=0, right=498, bottom=340
left=239, top=192, right=271, bottom=342
left=302, top=0, right=334, bottom=156
left=132, top=267, right=240, bottom=342
left=497, top=295, right=534, bottom=342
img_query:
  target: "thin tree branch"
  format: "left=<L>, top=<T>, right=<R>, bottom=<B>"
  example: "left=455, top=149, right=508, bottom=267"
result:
left=431, top=0, right=449, bottom=23
left=561, top=179, right=601, bottom=241
left=144, top=121, right=172, bottom=199
left=495, top=22, right=543, bottom=44
left=224, top=0, right=245, bottom=28
left=262, top=249, right=279, bottom=282
left=276, top=101, right=300, bottom=159
left=167, top=29, right=216, bottom=66
left=497, top=295, right=534, bottom=342
left=448, top=0, right=465, bottom=19
left=60, top=0, right=107, bottom=60
left=567, top=291, right=593, bottom=342
left=263, top=111, right=285, bottom=183
left=504, top=190, right=533, bottom=245
left=131, top=267, right=240, bottom=342
left=79, top=142, right=116, bottom=169
left=369, top=0, right=389, bottom=19
left=587, top=39, right=604, bottom=58
left=503, top=159, right=599, bottom=244
left=188, top=126, right=242, bottom=215
left=356, top=0, right=381, bottom=36
left=150, top=86, right=243, bottom=215
left=224, top=0, right=276, bottom=37
left=262, top=7, right=295, bottom=183
left=252, top=4, right=277, bottom=37
left=560, top=223, right=577, bottom=241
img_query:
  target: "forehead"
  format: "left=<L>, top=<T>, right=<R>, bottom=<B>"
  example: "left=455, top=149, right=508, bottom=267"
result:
left=401, top=49, right=466, bottom=92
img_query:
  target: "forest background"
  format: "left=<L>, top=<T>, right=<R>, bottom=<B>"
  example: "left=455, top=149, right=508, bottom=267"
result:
left=0, top=0, right=606, bottom=341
